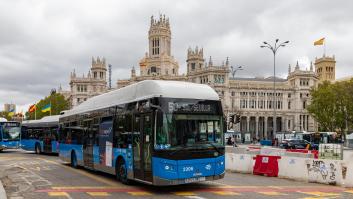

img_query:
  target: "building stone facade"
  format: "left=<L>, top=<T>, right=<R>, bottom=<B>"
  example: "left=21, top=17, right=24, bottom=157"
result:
left=116, top=14, right=337, bottom=139
left=4, top=103, right=16, bottom=113
left=60, top=14, right=337, bottom=139
left=315, top=55, right=336, bottom=82
left=59, top=57, right=108, bottom=108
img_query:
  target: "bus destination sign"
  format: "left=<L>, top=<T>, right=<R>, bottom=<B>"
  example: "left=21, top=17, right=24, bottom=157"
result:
left=168, top=102, right=212, bottom=113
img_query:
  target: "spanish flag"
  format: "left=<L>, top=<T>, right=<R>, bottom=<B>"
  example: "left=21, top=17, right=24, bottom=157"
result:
left=41, top=103, right=51, bottom=113
left=29, top=104, right=36, bottom=113
left=314, top=37, right=325, bottom=46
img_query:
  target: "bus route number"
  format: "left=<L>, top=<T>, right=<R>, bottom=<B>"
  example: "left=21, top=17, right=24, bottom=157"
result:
left=183, top=166, right=194, bottom=172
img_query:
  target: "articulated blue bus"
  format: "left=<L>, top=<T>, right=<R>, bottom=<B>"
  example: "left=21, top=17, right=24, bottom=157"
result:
left=59, top=80, right=225, bottom=186
left=0, top=118, right=21, bottom=151
left=21, top=115, right=60, bottom=154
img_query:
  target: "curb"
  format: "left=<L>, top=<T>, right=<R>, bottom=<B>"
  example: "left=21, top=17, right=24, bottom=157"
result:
left=0, top=180, right=7, bottom=199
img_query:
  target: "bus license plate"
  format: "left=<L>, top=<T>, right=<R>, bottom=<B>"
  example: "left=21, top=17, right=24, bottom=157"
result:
left=185, top=177, right=206, bottom=183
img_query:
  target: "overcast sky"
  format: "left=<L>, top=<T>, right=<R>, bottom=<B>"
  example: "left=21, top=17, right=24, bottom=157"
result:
left=1, top=0, right=353, bottom=112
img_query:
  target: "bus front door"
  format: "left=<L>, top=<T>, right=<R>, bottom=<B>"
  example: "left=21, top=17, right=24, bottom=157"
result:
left=43, top=129, right=52, bottom=153
left=133, top=113, right=153, bottom=182
left=83, top=130, right=94, bottom=169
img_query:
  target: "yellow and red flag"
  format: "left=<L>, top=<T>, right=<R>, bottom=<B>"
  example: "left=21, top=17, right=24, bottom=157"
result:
left=29, top=104, right=36, bottom=113
left=314, top=37, right=325, bottom=46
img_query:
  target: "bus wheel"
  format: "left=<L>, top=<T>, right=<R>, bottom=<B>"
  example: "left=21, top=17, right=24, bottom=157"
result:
left=35, top=144, right=41, bottom=154
left=117, top=160, right=130, bottom=185
left=71, top=151, right=78, bottom=168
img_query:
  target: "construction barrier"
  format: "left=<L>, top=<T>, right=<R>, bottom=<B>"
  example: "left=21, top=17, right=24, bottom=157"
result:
left=225, top=147, right=353, bottom=187
left=286, top=149, right=319, bottom=159
left=278, top=156, right=309, bottom=181
left=306, top=159, right=344, bottom=185
left=253, top=155, right=281, bottom=177
left=226, top=153, right=254, bottom=173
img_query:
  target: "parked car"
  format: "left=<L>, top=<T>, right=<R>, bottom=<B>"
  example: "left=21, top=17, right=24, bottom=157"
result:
left=279, top=139, right=318, bottom=150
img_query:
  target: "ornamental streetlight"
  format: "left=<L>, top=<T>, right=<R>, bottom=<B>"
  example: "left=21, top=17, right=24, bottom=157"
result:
left=260, top=39, right=289, bottom=139
left=230, top=65, right=243, bottom=78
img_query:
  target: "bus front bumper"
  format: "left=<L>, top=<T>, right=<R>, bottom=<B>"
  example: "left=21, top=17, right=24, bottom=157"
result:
left=153, top=172, right=225, bottom=186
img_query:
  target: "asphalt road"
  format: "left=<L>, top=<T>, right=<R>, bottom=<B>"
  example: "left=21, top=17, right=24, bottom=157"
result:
left=0, top=149, right=352, bottom=199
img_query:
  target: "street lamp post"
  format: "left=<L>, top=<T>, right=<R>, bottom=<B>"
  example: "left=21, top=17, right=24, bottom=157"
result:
left=229, top=65, right=243, bottom=136
left=230, top=66, right=243, bottom=78
left=260, top=39, right=289, bottom=139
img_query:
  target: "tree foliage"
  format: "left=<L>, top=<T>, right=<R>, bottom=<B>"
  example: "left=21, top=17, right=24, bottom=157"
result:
left=0, top=111, right=11, bottom=121
left=26, top=92, right=69, bottom=120
left=308, top=79, right=353, bottom=133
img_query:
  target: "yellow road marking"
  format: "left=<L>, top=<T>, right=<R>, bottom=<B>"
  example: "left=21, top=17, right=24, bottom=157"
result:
left=48, top=192, right=70, bottom=197
left=299, top=191, right=340, bottom=197
left=345, top=190, right=353, bottom=194
left=173, top=191, right=197, bottom=196
left=52, top=186, right=120, bottom=190
left=87, top=192, right=110, bottom=196
left=258, top=191, right=287, bottom=196
left=37, top=158, right=120, bottom=187
left=212, top=191, right=240, bottom=195
left=127, top=191, right=152, bottom=196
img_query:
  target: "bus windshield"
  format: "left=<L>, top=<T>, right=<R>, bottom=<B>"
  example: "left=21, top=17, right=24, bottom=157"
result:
left=3, top=126, right=21, bottom=141
left=156, top=113, right=223, bottom=149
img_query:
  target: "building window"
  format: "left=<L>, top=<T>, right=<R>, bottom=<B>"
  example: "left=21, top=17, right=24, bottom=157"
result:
left=94, top=72, right=97, bottom=79
left=288, top=93, right=291, bottom=98
left=303, top=101, right=306, bottom=109
left=231, top=91, right=235, bottom=96
left=191, top=63, right=195, bottom=70
left=77, top=98, right=80, bottom=103
left=288, top=101, right=291, bottom=109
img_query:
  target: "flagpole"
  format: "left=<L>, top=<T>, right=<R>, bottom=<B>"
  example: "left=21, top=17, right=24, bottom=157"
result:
left=50, top=101, right=52, bottom=116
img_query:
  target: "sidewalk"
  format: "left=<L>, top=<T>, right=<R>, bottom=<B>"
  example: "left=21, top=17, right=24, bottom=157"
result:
left=0, top=180, right=7, bottom=199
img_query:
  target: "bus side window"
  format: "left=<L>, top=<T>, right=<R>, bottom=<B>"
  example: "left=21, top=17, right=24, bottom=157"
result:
left=125, top=114, right=132, bottom=145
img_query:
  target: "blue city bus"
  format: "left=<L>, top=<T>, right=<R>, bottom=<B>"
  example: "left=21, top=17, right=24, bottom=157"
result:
left=21, top=115, right=60, bottom=154
left=0, top=118, right=21, bottom=151
left=59, top=80, right=225, bottom=186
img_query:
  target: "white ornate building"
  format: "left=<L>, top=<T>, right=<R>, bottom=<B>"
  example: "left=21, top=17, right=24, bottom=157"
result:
left=116, top=14, right=337, bottom=139
left=59, top=14, right=337, bottom=139
left=59, top=57, right=108, bottom=108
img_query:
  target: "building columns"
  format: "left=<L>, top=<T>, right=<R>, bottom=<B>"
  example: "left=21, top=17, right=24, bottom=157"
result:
left=255, top=116, right=259, bottom=139
left=246, top=116, right=250, bottom=132
left=264, top=117, right=268, bottom=139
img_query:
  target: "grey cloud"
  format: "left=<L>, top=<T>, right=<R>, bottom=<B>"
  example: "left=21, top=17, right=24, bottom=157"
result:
left=0, top=0, right=353, bottom=108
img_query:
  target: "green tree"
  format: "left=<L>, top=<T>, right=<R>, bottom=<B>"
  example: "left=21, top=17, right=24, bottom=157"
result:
left=0, top=111, right=11, bottom=121
left=26, top=92, right=69, bottom=120
left=308, top=79, right=353, bottom=137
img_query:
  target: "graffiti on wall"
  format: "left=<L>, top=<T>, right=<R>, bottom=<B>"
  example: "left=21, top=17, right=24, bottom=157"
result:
left=307, top=160, right=338, bottom=185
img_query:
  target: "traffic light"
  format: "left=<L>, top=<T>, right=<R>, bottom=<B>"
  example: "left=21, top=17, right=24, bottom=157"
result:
left=235, top=115, right=241, bottom=124
left=229, top=114, right=235, bottom=123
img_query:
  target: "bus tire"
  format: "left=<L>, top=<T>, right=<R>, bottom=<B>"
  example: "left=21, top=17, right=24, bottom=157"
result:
left=71, top=151, right=78, bottom=168
left=117, top=159, right=130, bottom=185
left=35, top=143, right=41, bottom=154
